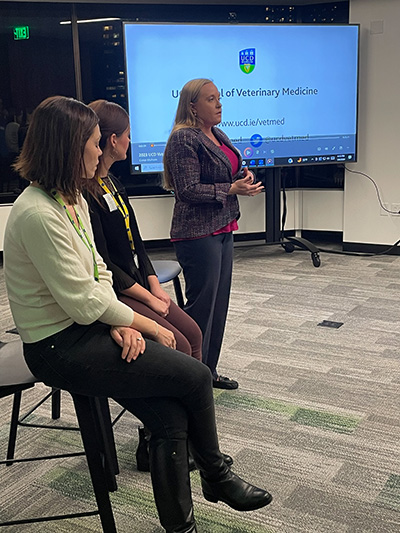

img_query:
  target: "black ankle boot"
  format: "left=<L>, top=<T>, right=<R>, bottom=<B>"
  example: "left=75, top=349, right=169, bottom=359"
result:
left=149, top=438, right=197, bottom=533
left=187, top=405, right=272, bottom=512
left=201, top=469, right=272, bottom=511
left=136, top=426, right=150, bottom=472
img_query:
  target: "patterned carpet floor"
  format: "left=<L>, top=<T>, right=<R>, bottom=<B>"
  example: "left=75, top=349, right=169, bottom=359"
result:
left=1, top=241, right=400, bottom=532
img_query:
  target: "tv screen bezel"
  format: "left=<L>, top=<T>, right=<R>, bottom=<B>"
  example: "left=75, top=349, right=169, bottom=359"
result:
left=123, top=21, right=360, bottom=175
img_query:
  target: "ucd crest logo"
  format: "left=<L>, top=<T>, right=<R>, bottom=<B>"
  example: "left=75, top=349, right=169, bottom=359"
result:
left=239, top=48, right=256, bottom=74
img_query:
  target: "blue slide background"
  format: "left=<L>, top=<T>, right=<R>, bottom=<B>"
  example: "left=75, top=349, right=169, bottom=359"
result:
left=124, top=23, right=359, bottom=170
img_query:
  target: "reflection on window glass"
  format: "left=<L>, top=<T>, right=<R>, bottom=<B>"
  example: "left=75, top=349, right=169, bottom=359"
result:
left=0, top=2, right=75, bottom=201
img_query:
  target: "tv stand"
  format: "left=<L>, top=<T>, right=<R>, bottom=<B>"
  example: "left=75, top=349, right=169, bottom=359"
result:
left=262, top=167, right=321, bottom=268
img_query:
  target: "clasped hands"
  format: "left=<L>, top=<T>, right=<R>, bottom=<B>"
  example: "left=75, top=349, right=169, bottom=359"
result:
left=149, top=285, right=171, bottom=318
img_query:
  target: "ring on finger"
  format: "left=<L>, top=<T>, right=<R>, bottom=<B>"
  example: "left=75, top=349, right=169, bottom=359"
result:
left=137, top=337, right=142, bottom=341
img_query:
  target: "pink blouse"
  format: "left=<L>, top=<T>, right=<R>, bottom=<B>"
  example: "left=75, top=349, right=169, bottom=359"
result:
left=219, top=143, right=240, bottom=176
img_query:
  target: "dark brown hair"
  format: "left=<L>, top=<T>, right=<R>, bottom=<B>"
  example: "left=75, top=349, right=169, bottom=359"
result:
left=88, top=99, right=129, bottom=152
left=85, top=100, right=129, bottom=202
left=14, top=96, right=98, bottom=204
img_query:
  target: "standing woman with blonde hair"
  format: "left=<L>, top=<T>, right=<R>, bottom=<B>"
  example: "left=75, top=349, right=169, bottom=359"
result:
left=164, top=78, right=264, bottom=390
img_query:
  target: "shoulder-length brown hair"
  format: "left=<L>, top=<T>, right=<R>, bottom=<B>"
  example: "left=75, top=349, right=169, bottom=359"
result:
left=163, top=78, right=212, bottom=190
left=13, top=95, right=98, bottom=204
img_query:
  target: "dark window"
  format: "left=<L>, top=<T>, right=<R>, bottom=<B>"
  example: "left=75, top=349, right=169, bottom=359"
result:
left=0, top=2, right=75, bottom=200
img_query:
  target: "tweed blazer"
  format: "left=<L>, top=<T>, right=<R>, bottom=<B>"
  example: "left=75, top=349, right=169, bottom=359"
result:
left=164, top=127, right=242, bottom=239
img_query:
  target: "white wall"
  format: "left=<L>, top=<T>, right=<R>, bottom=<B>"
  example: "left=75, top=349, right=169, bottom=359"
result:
left=345, top=0, right=400, bottom=245
left=128, top=189, right=343, bottom=242
left=295, top=189, right=344, bottom=232
left=130, top=193, right=266, bottom=241
left=0, top=205, right=12, bottom=251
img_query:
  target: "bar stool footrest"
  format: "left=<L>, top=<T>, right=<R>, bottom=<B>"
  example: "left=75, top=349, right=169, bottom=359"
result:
left=0, top=510, right=100, bottom=527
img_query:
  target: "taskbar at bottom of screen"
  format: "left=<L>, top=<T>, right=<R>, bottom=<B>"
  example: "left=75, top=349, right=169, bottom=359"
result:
left=243, top=153, right=355, bottom=168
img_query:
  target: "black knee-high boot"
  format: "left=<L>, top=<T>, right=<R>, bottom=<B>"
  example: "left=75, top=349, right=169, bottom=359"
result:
left=149, top=438, right=198, bottom=533
left=188, top=405, right=273, bottom=512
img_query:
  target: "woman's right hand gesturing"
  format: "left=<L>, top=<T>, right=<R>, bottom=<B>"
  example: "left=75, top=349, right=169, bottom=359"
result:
left=229, top=166, right=264, bottom=197
left=229, top=175, right=264, bottom=197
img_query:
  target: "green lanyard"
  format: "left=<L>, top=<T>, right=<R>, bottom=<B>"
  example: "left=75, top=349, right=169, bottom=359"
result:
left=51, top=189, right=99, bottom=282
left=97, top=176, right=135, bottom=252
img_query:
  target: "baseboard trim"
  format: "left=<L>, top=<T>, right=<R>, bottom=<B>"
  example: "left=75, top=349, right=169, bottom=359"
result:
left=343, top=242, right=400, bottom=255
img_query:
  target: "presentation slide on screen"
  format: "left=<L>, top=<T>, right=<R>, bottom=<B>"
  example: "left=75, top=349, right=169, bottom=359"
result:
left=124, top=23, right=359, bottom=172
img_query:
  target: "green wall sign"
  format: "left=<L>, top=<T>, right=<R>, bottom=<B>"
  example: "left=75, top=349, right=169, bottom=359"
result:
left=13, top=26, right=30, bottom=40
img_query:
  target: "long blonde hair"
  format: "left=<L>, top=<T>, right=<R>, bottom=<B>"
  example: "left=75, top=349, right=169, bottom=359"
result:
left=163, top=78, right=213, bottom=190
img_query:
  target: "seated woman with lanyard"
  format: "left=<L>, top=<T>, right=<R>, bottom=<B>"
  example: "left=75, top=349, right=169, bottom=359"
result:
left=85, top=100, right=202, bottom=362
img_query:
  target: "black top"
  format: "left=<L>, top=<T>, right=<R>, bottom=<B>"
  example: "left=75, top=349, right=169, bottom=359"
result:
left=84, top=176, right=156, bottom=293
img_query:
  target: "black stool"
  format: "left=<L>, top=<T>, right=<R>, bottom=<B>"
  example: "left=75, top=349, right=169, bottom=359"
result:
left=0, top=339, right=119, bottom=532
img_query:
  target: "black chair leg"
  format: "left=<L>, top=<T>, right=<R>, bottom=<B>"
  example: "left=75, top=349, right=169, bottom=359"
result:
left=51, top=387, right=61, bottom=419
left=173, top=275, right=185, bottom=308
left=72, top=393, right=117, bottom=533
left=96, top=397, right=120, bottom=478
left=6, top=391, right=22, bottom=466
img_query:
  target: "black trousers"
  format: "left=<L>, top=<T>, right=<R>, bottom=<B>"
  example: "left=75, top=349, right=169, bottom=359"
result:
left=23, top=321, right=215, bottom=440
left=174, top=232, right=233, bottom=378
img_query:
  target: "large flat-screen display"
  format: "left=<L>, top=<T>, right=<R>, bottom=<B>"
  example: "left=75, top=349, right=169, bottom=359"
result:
left=123, top=23, right=359, bottom=174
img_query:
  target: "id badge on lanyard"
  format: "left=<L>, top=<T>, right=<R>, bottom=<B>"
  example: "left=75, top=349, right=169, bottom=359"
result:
left=103, top=193, right=118, bottom=212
